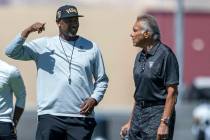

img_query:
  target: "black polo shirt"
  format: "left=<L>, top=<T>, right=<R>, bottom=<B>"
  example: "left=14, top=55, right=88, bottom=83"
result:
left=133, top=42, right=179, bottom=102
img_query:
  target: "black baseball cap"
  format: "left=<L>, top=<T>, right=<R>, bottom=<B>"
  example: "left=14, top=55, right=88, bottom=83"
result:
left=56, top=5, right=84, bottom=21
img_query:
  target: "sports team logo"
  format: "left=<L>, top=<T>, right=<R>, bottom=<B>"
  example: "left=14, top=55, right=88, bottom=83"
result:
left=149, top=61, right=154, bottom=68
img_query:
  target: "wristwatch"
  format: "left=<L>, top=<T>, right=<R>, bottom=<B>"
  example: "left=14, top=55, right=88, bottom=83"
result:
left=161, top=117, right=170, bottom=125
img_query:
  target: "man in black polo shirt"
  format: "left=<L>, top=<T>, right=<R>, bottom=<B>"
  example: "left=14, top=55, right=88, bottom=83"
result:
left=120, top=15, right=179, bottom=140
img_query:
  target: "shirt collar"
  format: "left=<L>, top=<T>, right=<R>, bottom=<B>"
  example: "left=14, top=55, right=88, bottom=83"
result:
left=147, top=41, right=161, bottom=56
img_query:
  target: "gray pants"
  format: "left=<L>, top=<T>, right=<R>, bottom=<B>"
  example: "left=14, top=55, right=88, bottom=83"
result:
left=129, top=105, right=175, bottom=140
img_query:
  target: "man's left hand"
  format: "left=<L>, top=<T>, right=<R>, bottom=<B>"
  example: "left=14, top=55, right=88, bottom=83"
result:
left=80, top=98, right=97, bottom=116
left=157, top=123, right=169, bottom=140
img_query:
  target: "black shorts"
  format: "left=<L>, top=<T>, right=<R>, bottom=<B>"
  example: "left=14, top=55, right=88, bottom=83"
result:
left=36, top=114, right=97, bottom=140
left=0, top=122, right=16, bottom=140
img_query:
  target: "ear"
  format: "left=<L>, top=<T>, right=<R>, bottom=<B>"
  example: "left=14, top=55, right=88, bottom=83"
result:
left=56, top=21, right=61, bottom=27
left=143, top=31, right=150, bottom=38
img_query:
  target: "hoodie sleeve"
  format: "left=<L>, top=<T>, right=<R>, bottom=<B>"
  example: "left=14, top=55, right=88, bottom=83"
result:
left=9, top=68, right=26, bottom=108
left=91, top=45, right=109, bottom=103
left=5, top=34, right=47, bottom=61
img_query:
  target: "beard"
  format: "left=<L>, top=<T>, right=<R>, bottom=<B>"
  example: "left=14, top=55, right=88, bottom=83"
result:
left=60, top=27, right=78, bottom=37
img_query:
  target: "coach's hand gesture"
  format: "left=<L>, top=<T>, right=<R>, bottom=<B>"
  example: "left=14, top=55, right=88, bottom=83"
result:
left=80, top=98, right=97, bottom=116
left=21, top=22, right=45, bottom=38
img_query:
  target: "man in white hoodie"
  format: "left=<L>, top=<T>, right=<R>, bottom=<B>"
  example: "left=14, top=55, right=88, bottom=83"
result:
left=5, top=5, right=108, bottom=140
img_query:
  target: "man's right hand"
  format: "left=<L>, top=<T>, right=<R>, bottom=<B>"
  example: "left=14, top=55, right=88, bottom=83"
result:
left=120, top=121, right=130, bottom=139
left=21, top=22, right=45, bottom=38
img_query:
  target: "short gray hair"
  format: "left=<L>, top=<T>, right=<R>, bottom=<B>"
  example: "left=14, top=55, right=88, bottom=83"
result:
left=137, top=14, right=160, bottom=40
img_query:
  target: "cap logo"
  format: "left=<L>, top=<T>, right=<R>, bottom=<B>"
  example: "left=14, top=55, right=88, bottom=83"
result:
left=66, top=8, right=78, bottom=14
left=57, top=11, right=61, bottom=18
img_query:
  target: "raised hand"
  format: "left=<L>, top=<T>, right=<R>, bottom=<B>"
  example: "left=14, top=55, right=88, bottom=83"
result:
left=21, top=22, right=46, bottom=38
